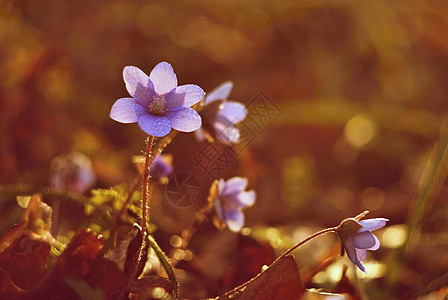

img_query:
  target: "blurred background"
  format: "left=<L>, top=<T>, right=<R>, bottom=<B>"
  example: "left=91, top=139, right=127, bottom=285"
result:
left=1, top=0, right=448, bottom=299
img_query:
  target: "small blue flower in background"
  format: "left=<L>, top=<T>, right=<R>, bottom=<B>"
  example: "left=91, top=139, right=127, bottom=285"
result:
left=132, top=153, right=173, bottom=183
left=149, top=154, right=173, bottom=180
left=337, top=216, right=388, bottom=273
left=110, top=62, right=204, bottom=137
left=50, top=152, right=96, bottom=194
left=214, top=177, right=256, bottom=232
left=195, top=81, right=247, bottom=145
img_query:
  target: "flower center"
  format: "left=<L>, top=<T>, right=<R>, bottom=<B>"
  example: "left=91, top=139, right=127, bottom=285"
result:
left=149, top=95, right=166, bottom=115
left=221, top=195, right=239, bottom=210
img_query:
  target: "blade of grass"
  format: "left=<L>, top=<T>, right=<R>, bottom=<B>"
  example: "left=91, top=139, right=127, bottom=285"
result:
left=387, top=120, right=448, bottom=289
left=0, top=184, right=108, bottom=211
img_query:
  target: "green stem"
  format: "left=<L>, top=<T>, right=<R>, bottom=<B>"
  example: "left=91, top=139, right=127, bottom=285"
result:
left=0, top=184, right=105, bottom=210
left=220, top=227, right=337, bottom=298
left=147, top=234, right=179, bottom=299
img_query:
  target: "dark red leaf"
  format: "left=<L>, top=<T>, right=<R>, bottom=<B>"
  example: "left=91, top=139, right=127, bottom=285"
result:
left=218, top=255, right=306, bottom=300
left=0, top=195, right=55, bottom=292
left=89, top=225, right=144, bottom=299
left=0, top=239, right=50, bottom=290
left=51, top=229, right=105, bottom=279
left=0, top=268, right=24, bottom=298
left=4, top=230, right=106, bottom=300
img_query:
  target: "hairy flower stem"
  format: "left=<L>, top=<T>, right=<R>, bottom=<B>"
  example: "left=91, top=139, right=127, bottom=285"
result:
left=139, top=136, right=179, bottom=299
left=170, top=202, right=214, bottom=266
left=220, top=227, right=337, bottom=298
left=273, top=227, right=337, bottom=266
left=142, top=135, right=154, bottom=235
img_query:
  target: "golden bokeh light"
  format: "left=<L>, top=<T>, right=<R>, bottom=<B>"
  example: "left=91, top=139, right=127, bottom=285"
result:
left=344, top=114, right=377, bottom=149
left=381, top=224, right=408, bottom=249
left=169, top=234, right=182, bottom=248
left=357, top=261, right=387, bottom=279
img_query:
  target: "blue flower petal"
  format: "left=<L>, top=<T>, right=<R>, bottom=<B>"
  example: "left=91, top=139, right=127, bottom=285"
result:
left=214, top=195, right=224, bottom=221
left=367, top=233, right=380, bottom=251
left=218, top=179, right=226, bottom=195
left=344, top=239, right=358, bottom=264
left=110, top=98, right=147, bottom=123
left=357, top=260, right=367, bottom=273
left=165, top=84, right=205, bottom=111
left=223, top=209, right=244, bottom=233
left=123, top=66, right=154, bottom=106
left=356, top=248, right=367, bottom=261
left=149, top=62, right=178, bottom=95
left=352, top=231, right=376, bottom=249
left=235, top=190, right=256, bottom=208
left=205, top=81, right=233, bottom=105
left=213, top=116, right=240, bottom=145
left=217, top=101, right=247, bottom=124
left=223, top=177, right=248, bottom=195
left=137, top=114, right=172, bottom=137
left=164, top=108, right=202, bottom=132
left=345, top=238, right=367, bottom=273
left=358, top=218, right=388, bottom=232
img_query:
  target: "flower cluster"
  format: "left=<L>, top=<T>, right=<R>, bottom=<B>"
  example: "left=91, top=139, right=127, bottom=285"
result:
left=110, top=62, right=204, bottom=137
left=108, top=62, right=390, bottom=289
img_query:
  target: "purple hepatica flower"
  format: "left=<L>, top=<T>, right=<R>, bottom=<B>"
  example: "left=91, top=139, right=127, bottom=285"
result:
left=214, top=177, right=256, bottom=232
left=336, top=214, right=388, bottom=273
left=195, top=81, right=247, bottom=145
left=50, top=152, right=96, bottom=194
left=110, top=62, right=204, bottom=137
left=149, top=154, right=173, bottom=180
